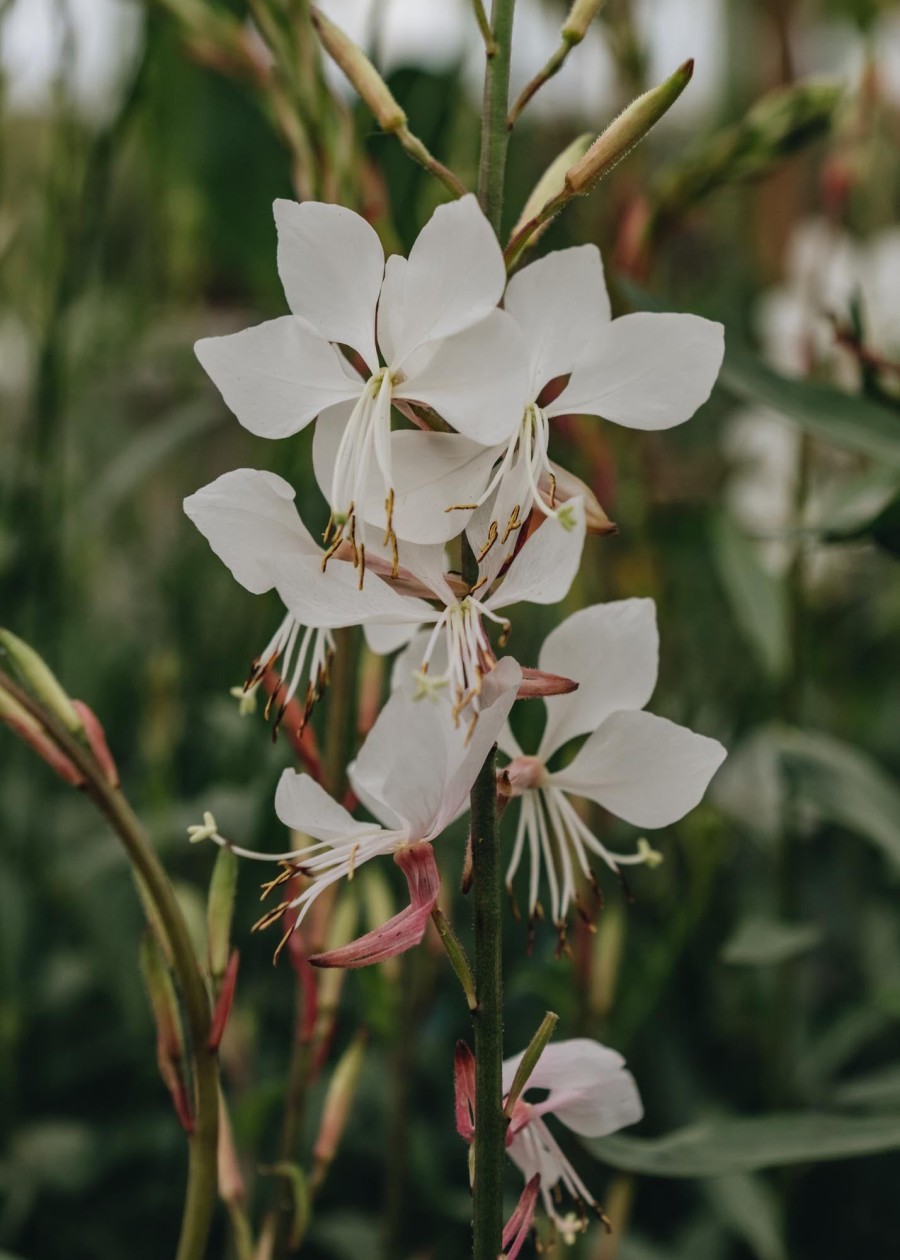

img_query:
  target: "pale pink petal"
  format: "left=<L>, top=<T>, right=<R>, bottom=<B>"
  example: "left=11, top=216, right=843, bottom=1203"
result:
left=503, top=1175, right=541, bottom=1260
left=184, top=468, right=318, bottom=595
left=547, top=313, right=724, bottom=430
left=310, top=842, right=440, bottom=968
left=454, top=1040, right=476, bottom=1142
left=503, top=1039, right=644, bottom=1139
left=196, top=318, right=361, bottom=439
left=537, top=600, right=659, bottom=759
left=550, top=710, right=727, bottom=828
left=504, top=245, right=610, bottom=396
left=274, top=199, right=384, bottom=369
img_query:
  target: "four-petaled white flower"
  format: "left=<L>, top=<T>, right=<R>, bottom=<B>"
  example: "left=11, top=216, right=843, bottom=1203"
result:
left=193, top=658, right=520, bottom=957
left=194, top=194, right=528, bottom=577
left=499, top=599, right=727, bottom=927
left=456, top=1036, right=642, bottom=1237
left=340, top=244, right=724, bottom=561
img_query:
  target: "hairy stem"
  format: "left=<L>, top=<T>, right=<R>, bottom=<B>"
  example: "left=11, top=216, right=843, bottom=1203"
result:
left=469, top=4, right=516, bottom=1256
left=0, top=670, right=218, bottom=1260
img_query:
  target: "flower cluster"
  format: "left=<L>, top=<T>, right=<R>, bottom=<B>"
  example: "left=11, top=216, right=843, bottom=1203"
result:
left=186, top=192, right=726, bottom=1240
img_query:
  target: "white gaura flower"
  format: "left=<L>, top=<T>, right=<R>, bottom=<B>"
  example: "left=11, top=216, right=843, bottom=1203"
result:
left=313, top=244, right=723, bottom=552
left=279, top=497, right=587, bottom=729
left=184, top=467, right=434, bottom=724
left=456, top=1037, right=642, bottom=1238
left=192, top=659, right=521, bottom=959
left=499, top=599, right=726, bottom=928
left=195, top=194, right=528, bottom=575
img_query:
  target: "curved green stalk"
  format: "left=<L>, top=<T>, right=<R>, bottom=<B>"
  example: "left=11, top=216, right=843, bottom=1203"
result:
left=0, top=669, right=219, bottom=1260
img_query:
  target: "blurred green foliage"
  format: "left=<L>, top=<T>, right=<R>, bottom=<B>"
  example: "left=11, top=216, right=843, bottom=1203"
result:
left=2, top=1, right=900, bottom=1258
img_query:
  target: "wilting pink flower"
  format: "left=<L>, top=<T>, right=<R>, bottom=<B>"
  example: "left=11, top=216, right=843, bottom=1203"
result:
left=455, top=1036, right=642, bottom=1240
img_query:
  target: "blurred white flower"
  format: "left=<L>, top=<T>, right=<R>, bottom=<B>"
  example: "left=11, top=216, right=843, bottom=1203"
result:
left=499, top=600, right=726, bottom=926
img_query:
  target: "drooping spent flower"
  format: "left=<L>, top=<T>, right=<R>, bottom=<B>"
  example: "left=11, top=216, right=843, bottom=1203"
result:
left=455, top=1036, right=642, bottom=1239
left=499, top=599, right=726, bottom=928
left=194, top=195, right=528, bottom=577
left=189, top=658, right=521, bottom=962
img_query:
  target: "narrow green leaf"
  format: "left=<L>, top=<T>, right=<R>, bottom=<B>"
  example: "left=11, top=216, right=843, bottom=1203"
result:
left=712, top=513, right=789, bottom=679
left=832, top=1063, right=900, bottom=1109
left=588, top=1110, right=900, bottom=1177
left=721, top=917, right=821, bottom=966
left=719, top=345, right=900, bottom=466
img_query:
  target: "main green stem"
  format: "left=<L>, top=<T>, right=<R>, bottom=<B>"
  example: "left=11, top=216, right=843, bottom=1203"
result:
left=470, top=4, right=516, bottom=1257
left=0, top=670, right=218, bottom=1260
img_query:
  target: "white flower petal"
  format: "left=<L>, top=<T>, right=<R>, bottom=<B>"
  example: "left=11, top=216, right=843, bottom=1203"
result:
left=363, top=619, right=420, bottom=656
left=350, top=687, right=454, bottom=837
left=550, top=710, right=727, bottom=828
left=274, top=769, right=374, bottom=843
left=270, top=553, right=432, bottom=630
left=504, top=245, right=611, bottom=396
left=547, top=313, right=725, bottom=430
left=436, top=656, right=522, bottom=831
left=184, top=468, right=318, bottom=595
left=537, top=600, right=659, bottom=758
left=486, top=498, right=585, bottom=612
left=274, top=199, right=384, bottom=368
left=390, top=431, right=500, bottom=544
left=376, top=253, right=407, bottom=366
left=503, top=1039, right=643, bottom=1139
left=196, top=317, right=361, bottom=439
left=401, top=310, right=529, bottom=446
left=393, top=194, right=506, bottom=361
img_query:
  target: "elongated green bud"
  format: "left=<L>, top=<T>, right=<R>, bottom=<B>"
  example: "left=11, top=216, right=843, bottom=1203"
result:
left=566, top=58, right=694, bottom=194
left=207, top=845, right=238, bottom=981
left=562, top=0, right=606, bottom=45
left=0, top=628, right=82, bottom=733
left=311, top=8, right=406, bottom=132
left=511, top=133, right=593, bottom=243
left=503, top=1011, right=559, bottom=1119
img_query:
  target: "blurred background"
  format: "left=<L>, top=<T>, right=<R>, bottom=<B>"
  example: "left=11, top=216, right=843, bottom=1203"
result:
left=2, top=1, right=900, bottom=1257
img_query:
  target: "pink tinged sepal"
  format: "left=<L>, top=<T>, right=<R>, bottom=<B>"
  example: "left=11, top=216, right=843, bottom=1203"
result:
left=207, top=949, right=240, bottom=1053
left=454, top=1040, right=476, bottom=1142
left=309, top=842, right=440, bottom=969
left=71, top=700, right=120, bottom=787
left=503, top=1174, right=541, bottom=1260
left=0, top=694, right=83, bottom=787
left=517, top=667, right=578, bottom=699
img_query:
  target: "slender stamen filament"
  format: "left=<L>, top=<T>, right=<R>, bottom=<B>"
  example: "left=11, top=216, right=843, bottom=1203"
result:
left=413, top=597, right=510, bottom=728
left=504, top=782, right=663, bottom=926
left=241, top=613, right=335, bottom=730
left=325, top=371, right=398, bottom=583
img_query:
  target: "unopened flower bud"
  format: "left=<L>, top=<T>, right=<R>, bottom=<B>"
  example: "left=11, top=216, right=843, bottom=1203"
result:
left=566, top=59, right=694, bottom=194
left=311, top=8, right=406, bottom=133
left=561, top=0, right=605, bottom=45
left=504, top=1010, right=559, bottom=1124
left=71, top=700, right=119, bottom=787
left=511, top=133, right=593, bottom=244
left=140, top=932, right=193, bottom=1132
left=500, top=755, right=548, bottom=797
left=207, top=844, right=238, bottom=980
left=217, top=1094, right=245, bottom=1206
left=0, top=686, right=83, bottom=786
left=0, top=628, right=82, bottom=734
left=312, top=1033, right=366, bottom=1190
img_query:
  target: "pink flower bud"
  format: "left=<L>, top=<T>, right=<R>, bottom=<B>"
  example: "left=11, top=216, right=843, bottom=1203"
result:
left=71, top=700, right=120, bottom=787
left=500, top=756, right=548, bottom=798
